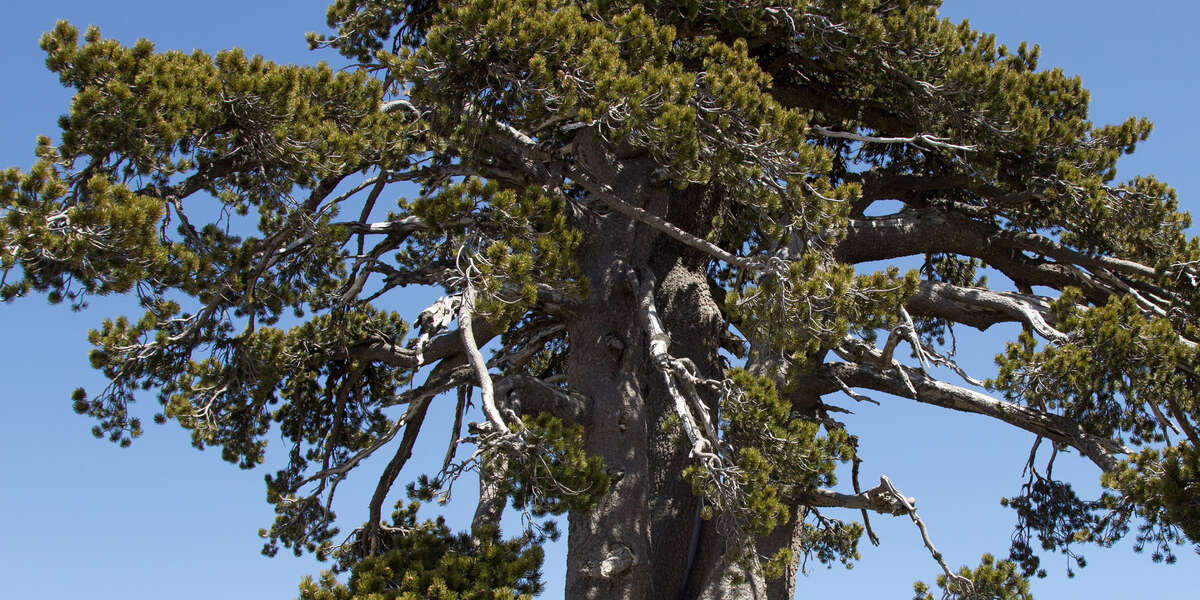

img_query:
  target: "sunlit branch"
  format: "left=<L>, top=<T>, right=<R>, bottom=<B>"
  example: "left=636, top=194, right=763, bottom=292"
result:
left=906, top=280, right=1067, bottom=343
left=632, top=267, right=728, bottom=466
left=803, top=483, right=908, bottom=516
left=819, top=359, right=1127, bottom=472
left=811, top=124, right=977, bottom=152
left=459, top=280, right=509, bottom=433
left=880, top=475, right=974, bottom=597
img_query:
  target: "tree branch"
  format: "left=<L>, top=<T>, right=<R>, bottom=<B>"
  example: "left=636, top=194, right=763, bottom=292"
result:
left=493, top=374, right=589, bottom=425
left=836, top=208, right=1121, bottom=302
left=879, top=475, right=974, bottom=596
left=803, top=483, right=909, bottom=516
left=632, top=268, right=728, bottom=466
left=362, top=357, right=474, bottom=554
left=812, top=124, right=977, bottom=152
left=459, top=283, right=508, bottom=432
left=342, top=317, right=497, bottom=374
left=818, top=360, right=1126, bottom=471
left=906, top=280, right=1067, bottom=342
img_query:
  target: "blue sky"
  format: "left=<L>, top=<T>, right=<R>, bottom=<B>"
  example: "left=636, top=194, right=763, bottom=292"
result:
left=1, top=2, right=1198, bottom=599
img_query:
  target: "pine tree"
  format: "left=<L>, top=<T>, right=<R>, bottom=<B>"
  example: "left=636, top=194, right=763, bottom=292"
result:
left=3, top=2, right=1199, bottom=598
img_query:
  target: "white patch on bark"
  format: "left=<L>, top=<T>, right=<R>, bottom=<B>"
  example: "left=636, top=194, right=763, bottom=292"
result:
left=580, top=544, right=636, bottom=579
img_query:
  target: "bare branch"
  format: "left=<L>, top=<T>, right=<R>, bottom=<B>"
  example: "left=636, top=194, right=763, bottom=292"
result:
left=632, top=268, right=728, bottom=466
left=803, top=483, right=909, bottom=516
left=906, top=280, right=1068, bottom=343
left=819, top=360, right=1127, bottom=471
left=472, top=454, right=508, bottom=535
left=812, top=124, right=977, bottom=152
left=459, top=283, right=509, bottom=432
left=880, top=475, right=974, bottom=596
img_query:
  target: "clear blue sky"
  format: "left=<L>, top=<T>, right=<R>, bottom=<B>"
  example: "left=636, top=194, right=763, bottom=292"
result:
left=1, top=2, right=1197, bottom=599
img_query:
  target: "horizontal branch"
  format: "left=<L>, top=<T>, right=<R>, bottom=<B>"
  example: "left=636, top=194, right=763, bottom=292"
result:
left=997, top=228, right=1158, bottom=281
left=840, top=206, right=1170, bottom=306
left=335, top=215, right=477, bottom=237
left=817, top=360, right=1126, bottom=471
left=812, top=125, right=977, bottom=152
left=906, top=280, right=1066, bottom=342
left=837, top=207, right=1119, bottom=302
left=344, top=318, right=497, bottom=373
left=494, top=374, right=589, bottom=424
left=804, top=483, right=910, bottom=516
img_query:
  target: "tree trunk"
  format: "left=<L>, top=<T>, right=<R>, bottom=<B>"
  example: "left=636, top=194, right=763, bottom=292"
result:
left=562, top=139, right=771, bottom=599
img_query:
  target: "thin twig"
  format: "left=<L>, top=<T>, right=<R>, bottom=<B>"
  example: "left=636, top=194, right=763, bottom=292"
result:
left=880, top=475, right=973, bottom=597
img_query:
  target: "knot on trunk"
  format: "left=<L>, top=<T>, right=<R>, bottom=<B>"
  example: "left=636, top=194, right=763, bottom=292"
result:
left=580, top=544, right=635, bottom=579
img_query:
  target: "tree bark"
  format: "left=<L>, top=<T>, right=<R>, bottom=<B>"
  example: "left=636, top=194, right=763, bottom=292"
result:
left=563, top=137, right=745, bottom=599
left=564, top=227, right=658, bottom=599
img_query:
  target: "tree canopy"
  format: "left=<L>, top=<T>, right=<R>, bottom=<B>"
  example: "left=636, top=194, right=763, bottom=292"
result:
left=3, top=1, right=1199, bottom=599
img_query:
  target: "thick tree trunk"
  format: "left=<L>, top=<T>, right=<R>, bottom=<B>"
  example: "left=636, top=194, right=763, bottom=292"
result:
left=561, top=139, right=771, bottom=599
left=564, top=232, right=657, bottom=599
left=563, top=141, right=663, bottom=600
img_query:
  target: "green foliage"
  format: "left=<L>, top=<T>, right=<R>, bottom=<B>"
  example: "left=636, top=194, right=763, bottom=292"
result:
left=1, top=141, right=178, bottom=305
left=790, top=512, right=864, bottom=570
left=497, top=413, right=610, bottom=517
left=913, top=554, right=1033, bottom=600
left=1000, top=469, right=1115, bottom=578
left=992, top=290, right=1200, bottom=568
left=993, top=291, right=1197, bottom=444
left=722, top=369, right=853, bottom=499
left=39, top=21, right=394, bottom=194
left=2, top=20, right=404, bottom=313
left=315, top=0, right=434, bottom=61
left=398, top=178, right=583, bottom=324
left=1100, top=443, right=1200, bottom=563
left=727, top=259, right=920, bottom=365
left=298, top=503, right=545, bottom=600
left=383, top=0, right=826, bottom=189
left=11, top=0, right=1200, bottom=596
left=684, top=369, right=859, bottom=571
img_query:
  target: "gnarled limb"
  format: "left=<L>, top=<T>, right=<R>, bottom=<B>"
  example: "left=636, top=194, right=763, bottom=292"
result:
left=494, top=374, right=589, bottom=425
left=906, top=280, right=1067, bottom=343
left=459, top=282, right=508, bottom=433
left=631, top=267, right=728, bottom=467
left=803, top=483, right=910, bottom=516
left=837, top=208, right=1121, bottom=303
left=818, top=360, right=1127, bottom=471
left=880, top=475, right=974, bottom=597
left=342, top=317, right=497, bottom=374
left=812, top=124, right=977, bottom=152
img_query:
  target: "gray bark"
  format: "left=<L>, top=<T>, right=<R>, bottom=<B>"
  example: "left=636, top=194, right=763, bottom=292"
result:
left=562, top=136, right=756, bottom=599
left=564, top=140, right=665, bottom=600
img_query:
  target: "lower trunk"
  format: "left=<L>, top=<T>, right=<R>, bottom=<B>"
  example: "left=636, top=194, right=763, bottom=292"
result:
left=561, top=199, right=779, bottom=598
left=558, top=138, right=797, bottom=599
left=565, top=249, right=767, bottom=600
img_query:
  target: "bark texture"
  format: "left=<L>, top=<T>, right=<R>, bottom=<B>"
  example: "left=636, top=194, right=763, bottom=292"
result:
left=564, top=136, right=742, bottom=599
